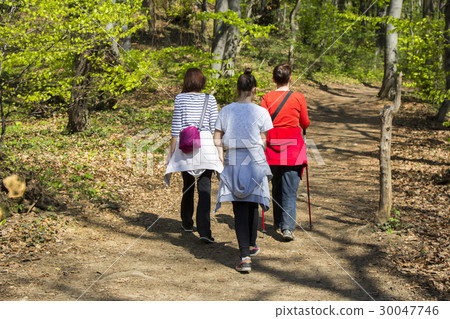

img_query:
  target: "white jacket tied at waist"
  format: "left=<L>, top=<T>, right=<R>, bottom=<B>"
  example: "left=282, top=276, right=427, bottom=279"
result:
left=164, top=130, right=224, bottom=186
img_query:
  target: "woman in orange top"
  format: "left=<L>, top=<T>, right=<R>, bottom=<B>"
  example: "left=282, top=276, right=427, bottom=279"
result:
left=261, top=64, right=310, bottom=241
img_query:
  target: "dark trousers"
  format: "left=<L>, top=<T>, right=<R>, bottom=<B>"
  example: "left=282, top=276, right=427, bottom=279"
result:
left=232, top=201, right=259, bottom=258
left=181, top=170, right=213, bottom=237
left=271, top=166, right=301, bottom=231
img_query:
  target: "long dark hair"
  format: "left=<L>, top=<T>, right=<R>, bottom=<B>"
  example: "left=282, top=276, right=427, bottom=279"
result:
left=182, top=68, right=206, bottom=93
left=237, top=68, right=257, bottom=94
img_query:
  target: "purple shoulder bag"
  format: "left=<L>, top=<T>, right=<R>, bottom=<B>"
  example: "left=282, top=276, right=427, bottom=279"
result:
left=178, top=94, right=209, bottom=153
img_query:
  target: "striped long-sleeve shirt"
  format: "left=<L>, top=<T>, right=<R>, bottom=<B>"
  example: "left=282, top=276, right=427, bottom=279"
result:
left=171, top=93, right=219, bottom=137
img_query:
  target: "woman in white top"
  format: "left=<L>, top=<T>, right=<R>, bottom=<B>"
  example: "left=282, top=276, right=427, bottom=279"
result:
left=214, top=69, right=273, bottom=272
left=165, top=68, right=223, bottom=243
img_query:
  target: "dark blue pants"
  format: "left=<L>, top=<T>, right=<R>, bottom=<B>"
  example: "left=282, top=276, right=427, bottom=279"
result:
left=181, top=170, right=213, bottom=237
left=232, top=201, right=259, bottom=258
left=271, top=166, right=301, bottom=231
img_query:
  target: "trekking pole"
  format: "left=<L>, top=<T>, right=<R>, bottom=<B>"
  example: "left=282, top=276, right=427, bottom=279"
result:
left=262, top=209, right=266, bottom=237
left=303, top=129, right=313, bottom=231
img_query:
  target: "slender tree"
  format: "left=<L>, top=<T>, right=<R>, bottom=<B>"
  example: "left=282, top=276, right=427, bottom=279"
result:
left=288, top=0, right=302, bottom=67
left=211, top=0, right=241, bottom=76
left=378, top=73, right=403, bottom=224
left=378, top=0, right=403, bottom=100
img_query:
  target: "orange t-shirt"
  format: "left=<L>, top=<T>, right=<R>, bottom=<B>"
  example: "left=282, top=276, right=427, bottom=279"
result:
left=261, top=91, right=310, bottom=129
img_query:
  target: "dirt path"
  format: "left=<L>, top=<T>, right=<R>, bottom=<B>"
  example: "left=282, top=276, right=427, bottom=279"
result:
left=2, top=83, right=436, bottom=301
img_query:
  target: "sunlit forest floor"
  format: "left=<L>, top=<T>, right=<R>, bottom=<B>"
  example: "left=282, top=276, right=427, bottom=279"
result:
left=1, top=79, right=448, bottom=301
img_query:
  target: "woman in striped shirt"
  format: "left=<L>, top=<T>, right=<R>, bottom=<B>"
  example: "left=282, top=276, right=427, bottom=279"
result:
left=165, top=68, right=223, bottom=243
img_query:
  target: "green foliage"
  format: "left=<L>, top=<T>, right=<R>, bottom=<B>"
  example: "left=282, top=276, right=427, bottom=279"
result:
left=0, top=0, right=147, bottom=132
left=297, top=2, right=383, bottom=80
left=396, top=18, right=449, bottom=106
left=195, top=10, right=276, bottom=46
left=246, top=1, right=384, bottom=83
left=166, top=0, right=193, bottom=26
left=378, top=208, right=412, bottom=235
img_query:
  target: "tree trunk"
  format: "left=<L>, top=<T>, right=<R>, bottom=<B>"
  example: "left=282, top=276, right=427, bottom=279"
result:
left=222, top=0, right=241, bottom=77
left=288, top=0, right=302, bottom=67
left=211, top=0, right=228, bottom=74
left=436, top=0, right=450, bottom=123
left=211, top=0, right=241, bottom=77
left=378, top=0, right=403, bottom=100
left=377, top=73, right=403, bottom=224
left=67, top=50, right=93, bottom=133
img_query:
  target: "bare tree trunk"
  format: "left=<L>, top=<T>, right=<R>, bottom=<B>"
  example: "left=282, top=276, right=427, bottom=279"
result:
left=222, top=0, right=241, bottom=77
left=67, top=50, right=93, bottom=133
left=288, top=0, right=302, bottom=67
left=211, top=0, right=241, bottom=77
left=436, top=0, right=450, bottom=123
left=211, top=0, right=228, bottom=74
left=378, top=0, right=403, bottom=100
left=378, top=73, right=403, bottom=224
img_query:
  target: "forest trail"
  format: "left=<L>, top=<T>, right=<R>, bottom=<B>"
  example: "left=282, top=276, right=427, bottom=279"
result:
left=2, top=83, right=436, bottom=301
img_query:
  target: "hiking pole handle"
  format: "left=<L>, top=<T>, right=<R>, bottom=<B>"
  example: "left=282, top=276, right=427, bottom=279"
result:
left=303, top=129, right=306, bottom=136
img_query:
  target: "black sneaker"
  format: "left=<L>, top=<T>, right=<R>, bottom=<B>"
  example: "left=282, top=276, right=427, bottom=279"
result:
left=235, top=260, right=252, bottom=272
left=249, top=246, right=260, bottom=257
left=181, top=225, right=194, bottom=232
left=282, top=230, right=295, bottom=241
left=199, top=236, right=215, bottom=243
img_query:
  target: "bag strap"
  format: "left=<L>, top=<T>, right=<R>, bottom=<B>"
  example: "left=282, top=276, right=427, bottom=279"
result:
left=197, top=93, right=209, bottom=130
left=271, top=91, right=293, bottom=122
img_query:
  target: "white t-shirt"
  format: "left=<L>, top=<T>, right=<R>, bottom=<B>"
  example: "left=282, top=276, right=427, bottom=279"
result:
left=215, top=102, right=273, bottom=149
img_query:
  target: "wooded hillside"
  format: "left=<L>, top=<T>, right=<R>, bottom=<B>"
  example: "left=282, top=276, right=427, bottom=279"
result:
left=0, top=0, right=449, bottom=302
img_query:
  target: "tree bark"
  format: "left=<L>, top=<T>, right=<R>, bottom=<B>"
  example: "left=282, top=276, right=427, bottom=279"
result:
left=436, top=0, right=450, bottom=123
left=377, top=73, right=403, bottom=224
left=378, top=0, right=403, bottom=100
left=288, top=0, right=302, bottom=67
left=67, top=50, right=93, bottom=133
left=222, top=0, right=241, bottom=77
left=211, top=0, right=241, bottom=77
left=211, top=0, right=228, bottom=74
